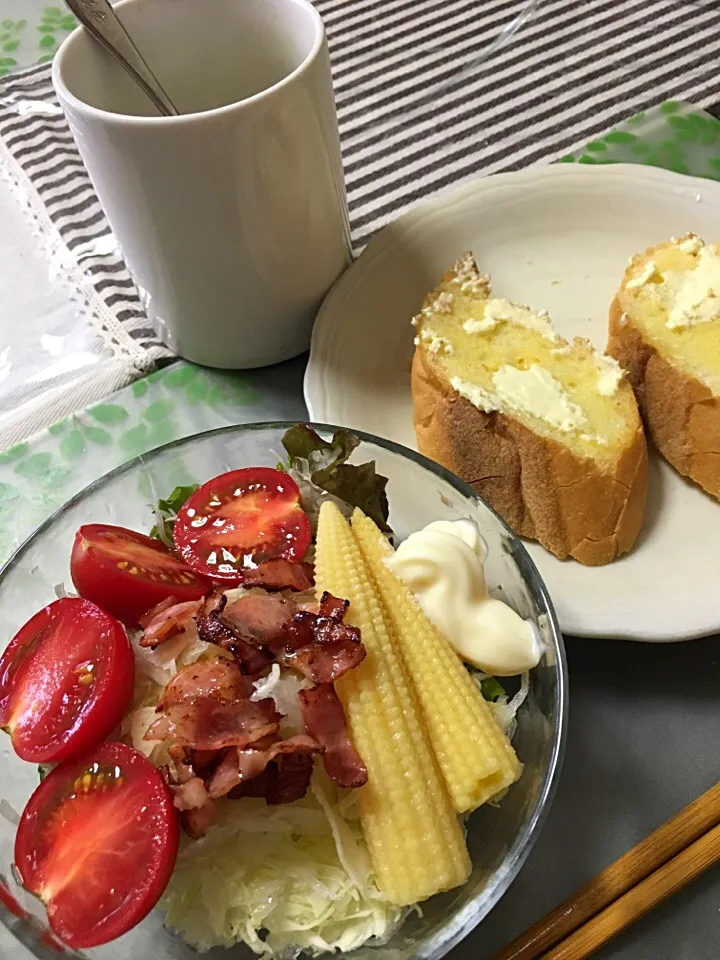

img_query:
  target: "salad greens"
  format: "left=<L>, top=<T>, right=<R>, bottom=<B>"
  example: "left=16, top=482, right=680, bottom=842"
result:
left=149, top=484, right=199, bottom=545
left=281, top=425, right=391, bottom=532
left=479, top=676, right=506, bottom=702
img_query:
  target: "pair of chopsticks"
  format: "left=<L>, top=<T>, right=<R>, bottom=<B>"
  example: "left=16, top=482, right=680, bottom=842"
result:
left=493, top=781, right=720, bottom=960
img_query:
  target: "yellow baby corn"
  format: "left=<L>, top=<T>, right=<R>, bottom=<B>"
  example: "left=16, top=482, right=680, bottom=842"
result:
left=314, top=501, right=470, bottom=906
left=351, top=509, right=522, bottom=814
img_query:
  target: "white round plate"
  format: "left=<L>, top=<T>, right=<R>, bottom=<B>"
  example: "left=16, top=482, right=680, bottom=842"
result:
left=305, top=163, right=720, bottom=642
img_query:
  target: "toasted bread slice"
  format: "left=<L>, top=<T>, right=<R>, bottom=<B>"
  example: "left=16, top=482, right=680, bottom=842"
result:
left=607, top=234, right=720, bottom=499
left=411, top=254, right=647, bottom=565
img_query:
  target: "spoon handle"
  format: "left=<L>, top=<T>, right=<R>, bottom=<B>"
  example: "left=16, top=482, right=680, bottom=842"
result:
left=64, top=0, right=179, bottom=116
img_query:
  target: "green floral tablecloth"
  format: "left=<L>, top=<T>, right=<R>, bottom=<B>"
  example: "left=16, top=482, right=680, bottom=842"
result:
left=0, top=359, right=307, bottom=565
left=0, top=6, right=75, bottom=76
left=560, top=101, right=720, bottom=179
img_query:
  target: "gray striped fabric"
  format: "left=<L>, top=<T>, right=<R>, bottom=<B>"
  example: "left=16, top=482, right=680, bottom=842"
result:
left=1, top=0, right=720, bottom=356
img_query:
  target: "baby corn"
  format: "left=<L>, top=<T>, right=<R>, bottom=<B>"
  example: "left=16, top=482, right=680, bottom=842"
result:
left=352, top=509, right=522, bottom=813
left=314, top=501, right=470, bottom=906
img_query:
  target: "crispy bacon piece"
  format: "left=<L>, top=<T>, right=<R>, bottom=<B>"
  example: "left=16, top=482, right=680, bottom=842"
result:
left=228, top=765, right=276, bottom=800
left=269, top=753, right=315, bottom=804
left=138, top=596, right=178, bottom=628
left=241, top=559, right=315, bottom=592
left=206, top=734, right=321, bottom=799
left=182, top=802, right=216, bottom=839
left=299, top=683, right=368, bottom=788
left=189, top=748, right=220, bottom=772
left=162, top=750, right=215, bottom=838
left=288, top=642, right=366, bottom=685
left=228, top=752, right=316, bottom=805
left=224, top=594, right=298, bottom=649
left=196, top=603, right=274, bottom=677
left=196, top=590, right=363, bottom=683
left=158, top=657, right=253, bottom=710
left=171, top=776, right=209, bottom=811
left=198, top=592, right=228, bottom=617
left=145, top=696, right=282, bottom=751
left=207, top=747, right=271, bottom=800
left=317, top=593, right=349, bottom=620
left=139, top=599, right=203, bottom=647
left=282, top=593, right=365, bottom=684
left=285, top=611, right=357, bottom=650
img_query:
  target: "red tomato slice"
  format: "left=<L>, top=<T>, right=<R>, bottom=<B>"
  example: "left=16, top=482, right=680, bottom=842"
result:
left=174, top=467, right=312, bottom=581
left=15, top=741, right=179, bottom=949
left=71, top=524, right=212, bottom=626
left=0, top=598, right=134, bottom=764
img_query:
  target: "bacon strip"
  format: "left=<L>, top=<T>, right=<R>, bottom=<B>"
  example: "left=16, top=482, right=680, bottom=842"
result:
left=182, top=803, right=215, bottom=839
left=269, top=753, right=315, bottom=804
left=229, top=752, right=316, bottom=805
left=196, top=608, right=274, bottom=676
left=139, top=599, right=203, bottom=647
left=318, top=593, right=349, bottom=619
left=299, top=683, right=368, bottom=788
left=196, top=590, right=364, bottom=684
left=161, top=750, right=215, bottom=838
left=240, top=559, right=315, bottom=592
left=287, top=642, right=366, bottom=685
left=138, top=596, right=178, bottom=628
left=146, top=696, right=282, bottom=751
left=171, top=776, right=209, bottom=811
left=206, top=734, right=321, bottom=799
left=207, top=746, right=271, bottom=800
left=198, top=592, right=228, bottom=617
left=158, top=658, right=253, bottom=710
left=224, top=594, right=298, bottom=649
left=282, top=593, right=365, bottom=684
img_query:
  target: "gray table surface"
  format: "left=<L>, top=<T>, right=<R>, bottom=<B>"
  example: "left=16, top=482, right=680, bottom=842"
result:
left=477, top=633, right=720, bottom=960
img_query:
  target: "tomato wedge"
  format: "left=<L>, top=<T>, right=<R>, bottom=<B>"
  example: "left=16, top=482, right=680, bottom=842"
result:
left=0, top=598, right=133, bottom=764
left=71, top=524, right=212, bottom=626
left=15, top=741, right=179, bottom=948
left=174, top=467, right=312, bottom=581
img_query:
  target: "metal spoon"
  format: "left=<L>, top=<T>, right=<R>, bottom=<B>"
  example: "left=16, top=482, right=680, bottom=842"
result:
left=64, top=0, right=179, bottom=116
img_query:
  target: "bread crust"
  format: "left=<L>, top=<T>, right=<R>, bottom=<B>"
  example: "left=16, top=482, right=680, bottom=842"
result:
left=411, top=349, right=647, bottom=566
left=607, top=296, right=720, bottom=499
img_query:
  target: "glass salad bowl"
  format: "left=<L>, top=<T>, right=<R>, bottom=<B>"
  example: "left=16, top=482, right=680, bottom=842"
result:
left=0, top=422, right=567, bottom=960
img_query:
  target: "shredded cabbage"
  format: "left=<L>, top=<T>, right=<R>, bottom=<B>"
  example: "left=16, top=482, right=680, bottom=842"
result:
left=53, top=582, right=79, bottom=600
left=161, top=789, right=404, bottom=957
left=479, top=671, right=530, bottom=739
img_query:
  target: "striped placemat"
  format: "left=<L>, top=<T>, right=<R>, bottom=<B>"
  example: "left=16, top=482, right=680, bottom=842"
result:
left=1, top=0, right=720, bottom=369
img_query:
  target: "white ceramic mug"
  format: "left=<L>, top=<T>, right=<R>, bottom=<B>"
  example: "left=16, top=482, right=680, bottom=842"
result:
left=53, top=0, right=352, bottom=369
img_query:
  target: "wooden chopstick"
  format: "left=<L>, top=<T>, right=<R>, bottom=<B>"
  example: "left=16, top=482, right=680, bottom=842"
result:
left=538, top=820, right=720, bottom=959
left=493, top=781, right=720, bottom=960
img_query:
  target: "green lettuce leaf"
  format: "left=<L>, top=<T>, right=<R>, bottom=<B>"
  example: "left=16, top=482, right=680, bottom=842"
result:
left=150, top=484, right=199, bottom=544
left=281, top=423, right=360, bottom=471
left=281, top=425, right=390, bottom=532
left=479, top=676, right=506, bottom=702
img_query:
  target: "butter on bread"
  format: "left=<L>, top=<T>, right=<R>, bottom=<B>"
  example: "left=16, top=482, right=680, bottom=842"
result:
left=607, top=233, right=720, bottom=500
left=411, top=254, right=647, bottom=566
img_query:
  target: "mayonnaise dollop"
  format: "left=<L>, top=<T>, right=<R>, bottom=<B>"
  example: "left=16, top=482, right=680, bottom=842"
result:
left=386, top=519, right=541, bottom=676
